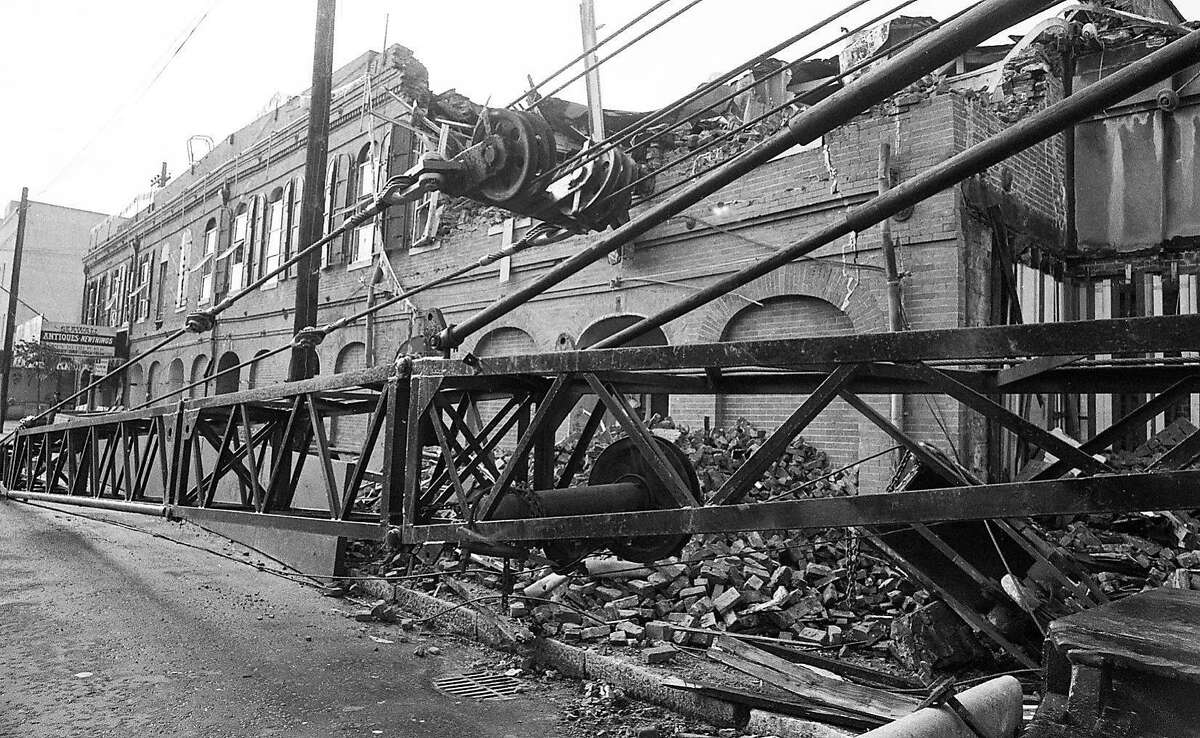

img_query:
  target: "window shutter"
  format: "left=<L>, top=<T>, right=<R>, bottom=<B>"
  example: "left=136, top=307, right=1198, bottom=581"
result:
left=242, top=195, right=257, bottom=281
left=251, top=194, right=266, bottom=281
left=384, top=124, right=413, bottom=251
left=145, top=253, right=154, bottom=322
left=281, top=180, right=294, bottom=281
left=214, top=208, right=231, bottom=298
left=322, top=160, right=338, bottom=267
left=334, top=152, right=352, bottom=264
left=376, top=131, right=392, bottom=193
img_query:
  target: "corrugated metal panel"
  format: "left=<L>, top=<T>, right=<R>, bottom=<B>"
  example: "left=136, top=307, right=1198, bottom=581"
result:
left=1076, top=77, right=1200, bottom=253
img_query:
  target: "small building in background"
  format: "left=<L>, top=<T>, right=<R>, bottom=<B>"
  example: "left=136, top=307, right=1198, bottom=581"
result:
left=0, top=199, right=108, bottom=418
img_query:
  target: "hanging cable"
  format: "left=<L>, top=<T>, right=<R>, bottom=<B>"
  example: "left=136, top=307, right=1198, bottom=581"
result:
left=628, top=3, right=970, bottom=205
left=0, top=282, right=50, bottom=318
left=505, top=0, right=675, bottom=109
left=127, top=222, right=561, bottom=412
left=4, top=174, right=409, bottom=437
left=35, top=0, right=222, bottom=199
left=128, top=343, right=292, bottom=411
left=535, top=0, right=893, bottom=186
left=525, top=0, right=710, bottom=114
left=675, top=214, right=886, bottom=273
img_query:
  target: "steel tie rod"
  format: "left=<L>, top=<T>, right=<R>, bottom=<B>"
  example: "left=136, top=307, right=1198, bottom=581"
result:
left=433, top=0, right=1062, bottom=351
left=594, top=29, right=1200, bottom=350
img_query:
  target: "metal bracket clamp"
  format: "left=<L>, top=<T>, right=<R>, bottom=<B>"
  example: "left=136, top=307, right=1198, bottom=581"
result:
left=184, top=311, right=216, bottom=334
left=292, top=326, right=326, bottom=349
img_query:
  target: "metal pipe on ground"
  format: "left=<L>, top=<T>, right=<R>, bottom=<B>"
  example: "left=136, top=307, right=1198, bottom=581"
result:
left=858, top=676, right=1022, bottom=738
left=594, top=28, right=1200, bottom=350
left=4, top=491, right=166, bottom=517
left=434, top=0, right=1060, bottom=351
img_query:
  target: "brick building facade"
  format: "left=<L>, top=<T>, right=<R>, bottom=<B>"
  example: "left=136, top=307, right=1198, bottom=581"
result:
left=80, top=10, right=1199, bottom=491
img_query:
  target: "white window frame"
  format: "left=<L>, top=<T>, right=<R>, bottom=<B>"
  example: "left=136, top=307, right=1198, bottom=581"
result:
left=229, top=205, right=249, bottom=291
left=321, top=160, right=337, bottom=270
left=133, top=252, right=152, bottom=323
left=175, top=231, right=191, bottom=311
left=289, top=178, right=303, bottom=266
left=348, top=143, right=378, bottom=269
left=199, top=222, right=217, bottom=304
left=261, top=195, right=285, bottom=289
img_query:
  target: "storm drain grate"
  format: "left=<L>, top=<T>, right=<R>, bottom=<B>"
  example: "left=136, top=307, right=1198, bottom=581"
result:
left=433, top=671, right=523, bottom=701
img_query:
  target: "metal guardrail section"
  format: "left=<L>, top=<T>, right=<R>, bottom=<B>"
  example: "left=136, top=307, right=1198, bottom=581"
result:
left=2, top=315, right=1200, bottom=555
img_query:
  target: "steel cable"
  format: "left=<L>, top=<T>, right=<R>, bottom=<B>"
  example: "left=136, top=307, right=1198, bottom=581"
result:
left=623, top=2, right=973, bottom=205
left=128, top=224, right=556, bottom=411
left=504, top=0, right=675, bottom=109
left=534, top=0, right=884, bottom=186
left=525, top=0, right=710, bottom=114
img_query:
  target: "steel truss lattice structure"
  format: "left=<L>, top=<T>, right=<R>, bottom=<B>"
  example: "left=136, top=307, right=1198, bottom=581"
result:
left=1, top=2, right=1199, bottom=644
left=3, top=315, right=1200, bottom=560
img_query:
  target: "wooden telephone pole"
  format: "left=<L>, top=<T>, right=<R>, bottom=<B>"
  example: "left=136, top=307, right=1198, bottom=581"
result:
left=290, top=0, right=336, bottom=381
left=0, top=188, right=29, bottom=423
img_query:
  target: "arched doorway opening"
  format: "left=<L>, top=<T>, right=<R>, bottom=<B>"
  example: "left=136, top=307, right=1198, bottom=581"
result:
left=331, top=342, right=367, bottom=447
left=578, top=316, right=670, bottom=420
left=166, top=359, right=185, bottom=401
left=145, top=361, right=160, bottom=406
left=214, top=352, right=241, bottom=395
left=189, top=355, right=210, bottom=398
left=126, top=365, right=144, bottom=407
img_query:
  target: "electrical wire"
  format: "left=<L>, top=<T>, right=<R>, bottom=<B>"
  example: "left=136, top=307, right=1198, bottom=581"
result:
left=609, top=0, right=929, bottom=204
left=525, top=0, right=710, bottom=114
left=537, top=0, right=879, bottom=186
left=13, top=498, right=328, bottom=587
left=0, top=280, right=50, bottom=319
left=674, top=214, right=886, bottom=273
left=505, top=0, right=675, bottom=109
left=761, top=445, right=902, bottom=502
left=631, top=2, right=973, bottom=205
left=129, top=224, right=555, bottom=412
left=129, top=342, right=291, bottom=411
left=408, top=593, right=606, bottom=627
left=35, top=0, right=222, bottom=199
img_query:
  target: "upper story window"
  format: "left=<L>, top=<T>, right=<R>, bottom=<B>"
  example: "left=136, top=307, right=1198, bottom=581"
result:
left=133, top=251, right=152, bottom=323
left=175, top=230, right=191, bottom=311
left=288, top=177, right=303, bottom=270
left=356, top=142, right=376, bottom=199
left=229, top=203, right=249, bottom=291
left=321, top=159, right=338, bottom=268
left=199, top=218, right=217, bottom=304
left=262, top=188, right=285, bottom=289
left=96, top=273, right=109, bottom=326
left=108, top=264, right=127, bottom=327
left=350, top=143, right=377, bottom=267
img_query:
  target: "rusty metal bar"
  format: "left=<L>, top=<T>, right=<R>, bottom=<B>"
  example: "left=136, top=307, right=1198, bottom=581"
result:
left=406, top=469, right=1200, bottom=543
left=594, top=28, right=1200, bottom=349
left=435, top=0, right=1059, bottom=350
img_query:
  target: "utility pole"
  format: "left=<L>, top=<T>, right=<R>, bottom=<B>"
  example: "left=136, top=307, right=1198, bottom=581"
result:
left=290, top=0, right=335, bottom=381
left=0, top=188, right=28, bottom=423
left=579, top=0, right=606, bottom=140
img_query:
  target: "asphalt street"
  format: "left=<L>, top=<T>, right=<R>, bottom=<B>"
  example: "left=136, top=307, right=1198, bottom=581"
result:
left=0, top=499, right=563, bottom=737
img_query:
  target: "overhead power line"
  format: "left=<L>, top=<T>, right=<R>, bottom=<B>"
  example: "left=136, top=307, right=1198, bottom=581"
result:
left=34, top=0, right=222, bottom=201
left=525, top=0, right=710, bottom=113
left=506, top=0, right=675, bottom=109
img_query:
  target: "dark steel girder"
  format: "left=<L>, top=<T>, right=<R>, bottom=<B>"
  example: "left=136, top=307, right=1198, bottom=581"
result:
left=404, top=470, right=1200, bottom=544
left=416, top=316, right=1200, bottom=378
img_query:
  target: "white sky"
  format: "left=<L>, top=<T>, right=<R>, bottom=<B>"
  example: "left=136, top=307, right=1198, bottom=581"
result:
left=0, top=0, right=1194, bottom=215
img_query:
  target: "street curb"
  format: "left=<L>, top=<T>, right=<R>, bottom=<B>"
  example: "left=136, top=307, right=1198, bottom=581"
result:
left=355, top=575, right=849, bottom=736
